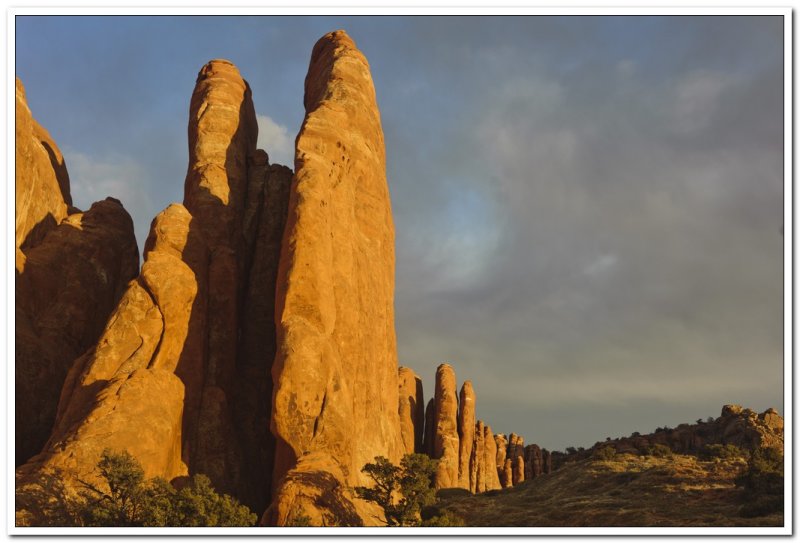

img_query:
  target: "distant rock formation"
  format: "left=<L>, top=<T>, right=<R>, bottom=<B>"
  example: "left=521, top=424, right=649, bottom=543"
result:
left=473, top=420, right=486, bottom=493
left=457, top=381, right=475, bottom=490
left=495, top=434, right=510, bottom=488
left=398, top=367, right=425, bottom=455
left=553, top=404, right=785, bottom=471
left=524, top=444, right=542, bottom=480
left=432, top=364, right=460, bottom=490
left=509, top=433, right=525, bottom=485
left=483, top=424, right=501, bottom=491
left=15, top=77, right=139, bottom=466
left=265, top=30, right=403, bottom=527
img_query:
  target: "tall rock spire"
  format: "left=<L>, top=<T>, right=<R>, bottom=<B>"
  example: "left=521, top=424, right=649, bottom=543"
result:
left=266, top=30, right=402, bottom=526
left=16, top=59, right=292, bottom=520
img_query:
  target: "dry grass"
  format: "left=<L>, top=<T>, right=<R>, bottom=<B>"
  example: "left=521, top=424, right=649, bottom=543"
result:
left=435, top=453, right=783, bottom=527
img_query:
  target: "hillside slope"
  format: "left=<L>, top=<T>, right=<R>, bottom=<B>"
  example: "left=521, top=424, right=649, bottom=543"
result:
left=433, top=452, right=782, bottom=527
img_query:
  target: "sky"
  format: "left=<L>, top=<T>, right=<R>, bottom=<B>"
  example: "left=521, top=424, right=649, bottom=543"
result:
left=15, top=15, right=785, bottom=451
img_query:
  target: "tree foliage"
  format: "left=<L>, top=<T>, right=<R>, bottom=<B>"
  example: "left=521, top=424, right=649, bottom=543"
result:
left=355, top=453, right=438, bottom=527
left=735, top=447, right=783, bottom=518
left=17, top=449, right=257, bottom=527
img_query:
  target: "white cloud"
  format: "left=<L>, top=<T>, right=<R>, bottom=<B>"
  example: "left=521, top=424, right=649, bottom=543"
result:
left=256, top=114, right=293, bottom=167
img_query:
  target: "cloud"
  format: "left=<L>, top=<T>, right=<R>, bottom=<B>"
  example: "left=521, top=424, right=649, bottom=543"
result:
left=256, top=114, right=293, bottom=167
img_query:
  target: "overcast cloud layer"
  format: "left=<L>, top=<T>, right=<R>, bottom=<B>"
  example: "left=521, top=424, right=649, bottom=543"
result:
left=16, top=15, right=784, bottom=451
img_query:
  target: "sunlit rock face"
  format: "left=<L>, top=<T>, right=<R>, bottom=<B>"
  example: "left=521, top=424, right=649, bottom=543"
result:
left=16, top=59, right=292, bottom=520
left=398, top=367, right=425, bottom=455
left=265, top=30, right=403, bottom=527
left=15, top=76, right=139, bottom=467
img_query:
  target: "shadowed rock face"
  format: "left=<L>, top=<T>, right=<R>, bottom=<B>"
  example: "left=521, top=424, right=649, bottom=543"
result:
left=266, top=30, right=402, bottom=526
left=16, top=60, right=292, bottom=519
left=15, top=77, right=139, bottom=466
left=495, top=434, right=510, bottom=488
left=398, top=367, right=425, bottom=455
left=457, top=381, right=475, bottom=490
left=509, top=433, right=525, bottom=486
left=423, top=398, right=436, bottom=457
left=470, top=420, right=485, bottom=493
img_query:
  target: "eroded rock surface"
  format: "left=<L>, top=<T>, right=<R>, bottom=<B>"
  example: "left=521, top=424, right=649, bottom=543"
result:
left=457, top=381, right=475, bottom=490
left=17, top=60, right=292, bottom=521
left=266, top=30, right=402, bottom=526
left=15, top=77, right=71, bottom=254
left=432, top=364, right=460, bottom=490
left=15, top=78, right=139, bottom=466
left=398, top=367, right=425, bottom=455
left=483, top=424, right=501, bottom=491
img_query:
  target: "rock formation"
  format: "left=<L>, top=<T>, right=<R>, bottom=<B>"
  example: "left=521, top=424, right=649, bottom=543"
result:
left=483, top=424, right=501, bottom=491
left=509, top=434, right=525, bottom=486
left=502, top=459, right=513, bottom=488
left=15, top=77, right=71, bottom=253
left=524, top=444, right=542, bottom=479
left=542, top=449, right=552, bottom=474
left=266, top=30, right=403, bottom=526
left=471, top=420, right=486, bottom=493
left=431, top=364, right=460, bottom=490
left=15, top=77, right=139, bottom=466
left=495, top=434, right=510, bottom=488
left=423, top=398, right=436, bottom=457
left=555, top=405, right=785, bottom=471
left=457, top=381, right=475, bottom=489
left=16, top=59, right=292, bottom=520
left=398, top=367, right=425, bottom=455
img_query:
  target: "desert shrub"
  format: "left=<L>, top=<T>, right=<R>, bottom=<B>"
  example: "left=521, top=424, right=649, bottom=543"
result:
left=565, top=447, right=577, bottom=455
left=15, top=468, right=85, bottom=526
left=593, top=446, right=616, bottom=461
left=421, top=510, right=465, bottom=527
left=18, top=449, right=256, bottom=527
left=355, top=453, right=438, bottom=527
left=698, top=444, right=744, bottom=461
left=645, top=444, right=673, bottom=458
left=285, top=509, right=313, bottom=527
left=736, top=447, right=783, bottom=518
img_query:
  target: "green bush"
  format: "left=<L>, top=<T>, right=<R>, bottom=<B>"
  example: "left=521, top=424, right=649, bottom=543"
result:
left=593, top=446, right=616, bottom=461
left=421, top=510, right=465, bottom=527
left=17, top=449, right=257, bottom=527
left=698, top=444, right=744, bottom=461
left=645, top=444, right=673, bottom=458
left=735, top=447, right=783, bottom=518
left=355, top=453, right=438, bottom=527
